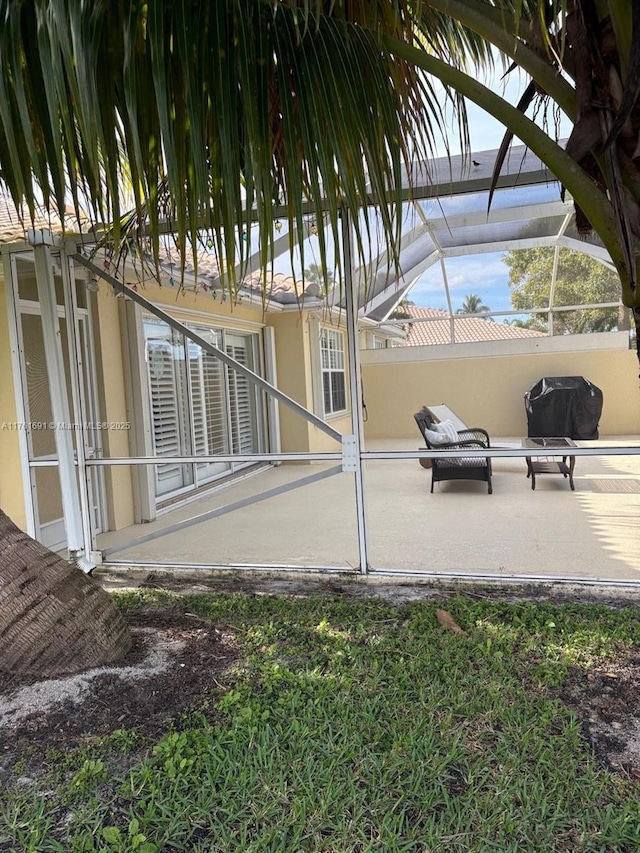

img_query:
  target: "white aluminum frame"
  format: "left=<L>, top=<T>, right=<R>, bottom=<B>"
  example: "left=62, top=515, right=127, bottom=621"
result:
left=4, top=239, right=640, bottom=582
left=73, top=241, right=640, bottom=583
left=4, top=140, right=639, bottom=583
left=32, top=240, right=84, bottom=554
left=8, top=248, right=102, bottom=554
left=263, top=326, right=282, bottom=458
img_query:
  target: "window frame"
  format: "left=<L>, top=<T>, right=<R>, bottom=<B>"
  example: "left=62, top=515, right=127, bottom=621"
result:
left=141, top=314, right=266, bottom=506
left=320, top=326, right=348, bottom=417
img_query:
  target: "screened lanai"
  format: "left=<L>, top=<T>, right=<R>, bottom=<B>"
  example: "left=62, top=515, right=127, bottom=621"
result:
left=5, top=142, right=639, bottom=586
left=359, top=144, right=621, bottom=328
left=241, top=142, right=627, bottom=336
left=127, top=142, right=627, bottom=336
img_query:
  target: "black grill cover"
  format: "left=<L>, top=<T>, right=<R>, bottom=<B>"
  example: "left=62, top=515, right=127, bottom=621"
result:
left=525, top=376, right=603, bottom=440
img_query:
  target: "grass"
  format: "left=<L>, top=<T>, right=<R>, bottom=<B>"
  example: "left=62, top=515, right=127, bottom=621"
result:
left=2, top=591, right=640, bottom=852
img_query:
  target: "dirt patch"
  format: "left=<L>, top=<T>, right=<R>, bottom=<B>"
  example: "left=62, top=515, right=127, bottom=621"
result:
left=99, top=567, right=640, bottom=609
left=2, top=591, right=640, bottom=786
left=556, top=651, right=640, bottom=779
left=0, top=610, right=238, bottom=778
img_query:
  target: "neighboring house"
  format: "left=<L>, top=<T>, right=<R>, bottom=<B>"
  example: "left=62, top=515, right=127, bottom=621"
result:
left=400, top=305, right=546, bottom=347
left=0, top=210, right=397, bottom=554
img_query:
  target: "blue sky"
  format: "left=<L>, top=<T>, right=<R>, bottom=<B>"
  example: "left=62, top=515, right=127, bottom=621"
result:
left=271, top=64, right=573, bottom=317
left=407, top=67, right=572, bottom=316
left=410, top=252, right=514, bottom=314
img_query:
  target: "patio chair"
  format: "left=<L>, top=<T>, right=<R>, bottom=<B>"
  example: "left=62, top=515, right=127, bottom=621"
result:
left=414, top=407, right=493, bottom=494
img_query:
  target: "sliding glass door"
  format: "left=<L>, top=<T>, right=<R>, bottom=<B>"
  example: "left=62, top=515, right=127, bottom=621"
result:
left=143, top=317, right=264, bottom=504
left=13, top=253, right=104, bottom=550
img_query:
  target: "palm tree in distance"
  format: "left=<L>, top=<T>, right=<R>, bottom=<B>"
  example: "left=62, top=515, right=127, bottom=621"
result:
left=303, top=263, right=335, bottom=296
left=456, top=294, right=492, bottom=316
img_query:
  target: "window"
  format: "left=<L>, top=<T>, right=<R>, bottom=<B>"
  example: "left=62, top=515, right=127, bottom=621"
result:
left=143, top=317, right=264, bottom=502
left=320, top=328, right=347, bottom=415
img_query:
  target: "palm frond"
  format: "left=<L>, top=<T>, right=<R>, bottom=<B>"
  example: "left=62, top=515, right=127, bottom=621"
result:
left=0, top=0, right=471, bottom=298
left=2, top=0, right=639, bottom=322
left=487, top=78, right=537, bottom=213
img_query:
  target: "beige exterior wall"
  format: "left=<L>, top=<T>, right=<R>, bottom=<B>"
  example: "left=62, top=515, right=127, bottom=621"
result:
left=362, top=335, right=640, bottom=439
left=6, top=248, right=637, bottom=547
left=139, top=279, right=267, bottom=327
left=265, top=312, right=352, bottom=453
left=1, top=259, right=350, bottom=538
left=309, top=417, right=350, bottom=451
left=92, top=286, right=135, bottom=529
left=0, top=268, right=278, bottom=537
left=93, top=280, right=273, bottom=527
left=0, top=274, right=27, bottom=528
left=266, top=312, right=314, bottom=452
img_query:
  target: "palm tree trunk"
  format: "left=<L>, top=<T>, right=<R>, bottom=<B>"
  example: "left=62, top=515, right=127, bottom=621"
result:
left=0, top=510, right=131, bottom=677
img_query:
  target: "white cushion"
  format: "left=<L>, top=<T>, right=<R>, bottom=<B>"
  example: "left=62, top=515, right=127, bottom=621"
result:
left=423, top=426, right=450, bottom=445
left=427, top=406, right=468, bottom=432
left=434, top=419, right=459, bottom=443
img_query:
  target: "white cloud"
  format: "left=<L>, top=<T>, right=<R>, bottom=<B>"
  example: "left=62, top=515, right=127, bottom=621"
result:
left=407, top=250, right=515, bottom=311
left=444, top=254, right=508, bottom=288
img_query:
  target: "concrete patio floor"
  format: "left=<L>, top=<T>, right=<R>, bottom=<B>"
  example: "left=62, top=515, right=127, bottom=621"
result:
left=97, top=438, right=640, bottom=583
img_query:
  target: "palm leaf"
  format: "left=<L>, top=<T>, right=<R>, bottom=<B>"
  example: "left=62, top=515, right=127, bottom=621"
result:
left=0, top=0, right=475, bottom=297
left=385, top=33, right=626, bottom=291
left=487, top=78, right=537, bottom=213
left=1, top=0, right=638, bottom=317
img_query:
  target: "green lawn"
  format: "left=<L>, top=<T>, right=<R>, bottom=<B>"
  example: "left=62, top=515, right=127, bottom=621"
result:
left=2, top=591, right=640, bottom=852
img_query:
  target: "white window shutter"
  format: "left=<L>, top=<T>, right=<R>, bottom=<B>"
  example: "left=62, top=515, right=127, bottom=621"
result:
left=226, top=336, right=257, bottom=456
left=147, top=338, right=187, bottom=496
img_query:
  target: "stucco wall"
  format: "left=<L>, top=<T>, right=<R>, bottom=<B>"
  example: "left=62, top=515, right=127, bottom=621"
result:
left=266, top=312, right=314, bottom=452
left=309, top=417, right=350, bottom=451
left=265, top=312, right=353, bottom=453
left=1, top=258, right=376, bottom=541
left=361, top=335, right=640, bottom=439
left=0, top=274, right=27, bottom=529
left=139, top=279, right=267, bottom=326
left=94, top=281, right=272, bottom=527
left=93, top=286, right=135, bottom=529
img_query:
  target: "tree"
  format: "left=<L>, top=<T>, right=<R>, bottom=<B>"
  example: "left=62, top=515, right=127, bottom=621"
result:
left=504, top=247, right=626, bottom=334
left=2, top=0, right=637, bottom=354
left=303, top=264, right=334, bottom=296
left=457, top=293, right=492, bottom=316
left=1, top=2, right=639, bottom=331
left=504, top=316, right=548, bottom=332
left=0, top=1, right=472, bottom=291
left=0, top=510, right=131, bottom=676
